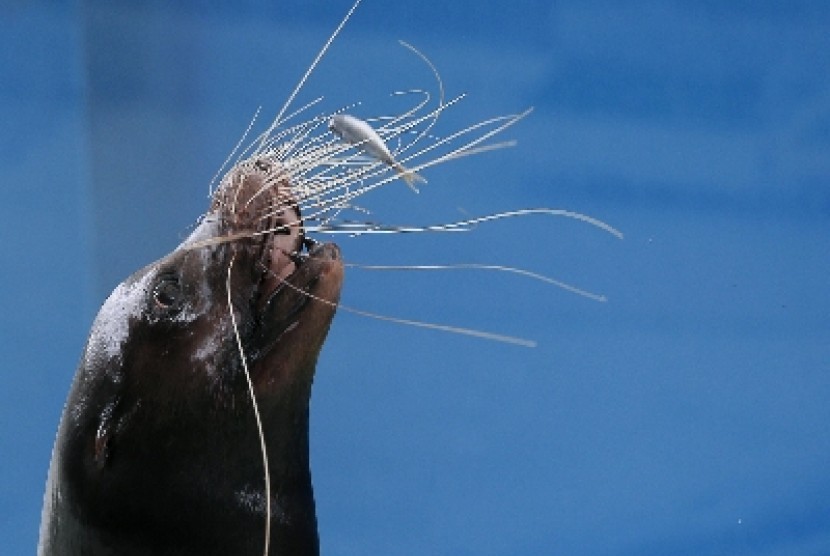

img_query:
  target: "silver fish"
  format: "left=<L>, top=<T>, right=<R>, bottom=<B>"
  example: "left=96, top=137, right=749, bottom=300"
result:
left=329, top=113, right=427, bottom=192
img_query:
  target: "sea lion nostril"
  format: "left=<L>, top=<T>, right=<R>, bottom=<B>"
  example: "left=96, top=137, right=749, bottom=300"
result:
left=303, top=237, right=319, bottom=252
left=308, top=243, right=341, bottom=261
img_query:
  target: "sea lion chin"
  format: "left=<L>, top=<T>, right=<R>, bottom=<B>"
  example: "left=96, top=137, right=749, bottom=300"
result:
left=39, top=157, right=343, bottom=556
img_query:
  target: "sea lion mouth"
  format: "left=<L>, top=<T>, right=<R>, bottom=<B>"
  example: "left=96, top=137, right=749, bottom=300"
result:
left=254, top=240, right=342, bottom=355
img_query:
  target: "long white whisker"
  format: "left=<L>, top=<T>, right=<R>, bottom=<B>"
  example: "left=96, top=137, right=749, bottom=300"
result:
left=209, top=107, right=262, bottom=198
left=345, top=262, right=609, bottom=302
left=303, top=208, right=623, bottom=239
left=399, top=40, right=445, bottom=108
left=226, top=255, right=271, bottom=556
left=399, top=109, right=532, bottom=171
left=270, top=270, right=537, bottom=348
left=425, top=208, right=625, bottom=238
left=338, top=304, right=537, bottom=347
left=258, top=0, right=364, bottom=151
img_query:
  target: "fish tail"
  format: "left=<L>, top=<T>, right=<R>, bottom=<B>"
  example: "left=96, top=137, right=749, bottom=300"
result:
left=393, top=161, right=427, bottom=193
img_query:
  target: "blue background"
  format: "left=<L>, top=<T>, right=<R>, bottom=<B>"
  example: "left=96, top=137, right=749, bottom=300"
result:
left=3, top=1, right=830, bottom=554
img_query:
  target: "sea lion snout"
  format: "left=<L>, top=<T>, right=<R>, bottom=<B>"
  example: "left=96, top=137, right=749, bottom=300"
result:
left=304, top=241, right=344, bottom=309
left=254, top=241, right=343, bottom=365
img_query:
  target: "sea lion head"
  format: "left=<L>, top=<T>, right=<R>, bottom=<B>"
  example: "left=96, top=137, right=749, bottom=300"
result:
left=39, top=156, right=342, bottom=555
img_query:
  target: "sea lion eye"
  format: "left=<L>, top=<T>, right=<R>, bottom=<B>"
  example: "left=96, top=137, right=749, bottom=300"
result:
left=254, top=159, right=270, bottom=172
left=152, top=275, right=181, bottom=311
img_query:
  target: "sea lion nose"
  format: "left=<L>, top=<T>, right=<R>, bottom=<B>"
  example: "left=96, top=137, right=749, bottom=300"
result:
left=308, top=242, right=340, bottom=261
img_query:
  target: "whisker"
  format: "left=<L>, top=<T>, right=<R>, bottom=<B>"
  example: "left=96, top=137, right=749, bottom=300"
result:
left=209, top=107, right=262, bottom=198
left=257, top=0, right=365, bottom=151
left=226, top=255, right=271, bottom=556
left=345, top=262, right=609, bottom=302
left=303, top=208, right=623, bottom=239
left=266, top=267, right=537, bottom=348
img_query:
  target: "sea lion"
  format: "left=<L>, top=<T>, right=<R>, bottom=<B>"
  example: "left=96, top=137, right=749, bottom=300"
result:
left=38, top=156, right=343, bottom=555
left=38, top=1, right=624, bottom=552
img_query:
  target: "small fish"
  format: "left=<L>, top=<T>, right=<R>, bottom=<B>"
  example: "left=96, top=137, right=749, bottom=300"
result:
left=329, top=113, right=427, bottom=192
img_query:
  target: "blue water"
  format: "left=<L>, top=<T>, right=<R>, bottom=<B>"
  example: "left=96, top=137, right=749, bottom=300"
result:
left=2, top=1, right=829, bottom=554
